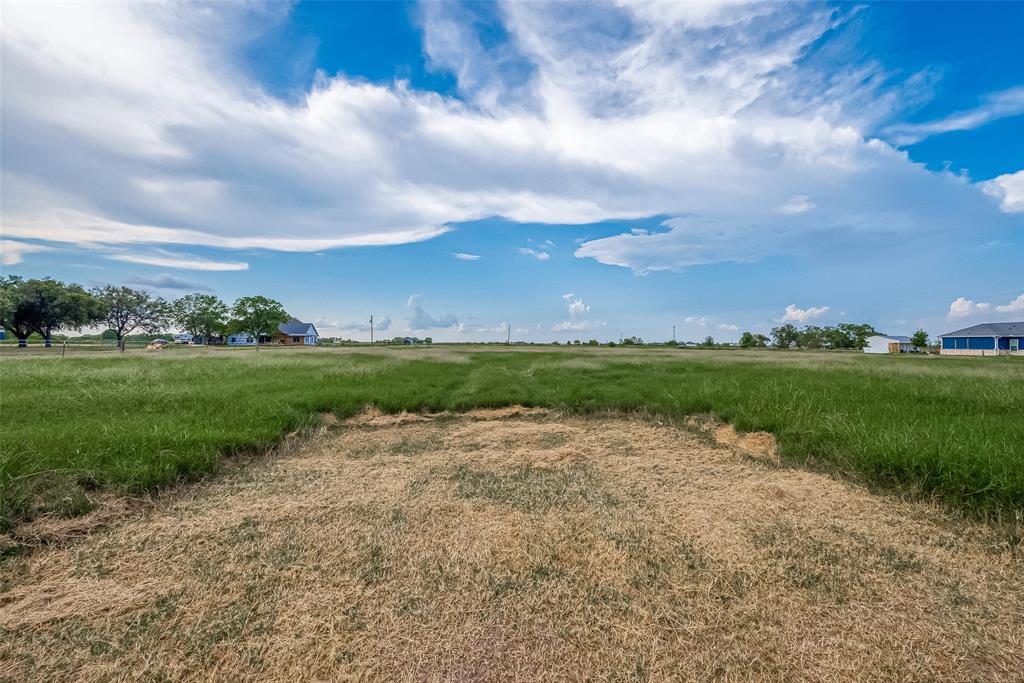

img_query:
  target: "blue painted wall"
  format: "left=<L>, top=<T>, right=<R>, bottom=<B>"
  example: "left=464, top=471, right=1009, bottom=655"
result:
left=942, top=336, right=1022, bottom=350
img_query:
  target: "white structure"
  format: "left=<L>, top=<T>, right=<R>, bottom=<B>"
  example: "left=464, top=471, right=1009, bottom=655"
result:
left=864, top=335, right=914, bottom=354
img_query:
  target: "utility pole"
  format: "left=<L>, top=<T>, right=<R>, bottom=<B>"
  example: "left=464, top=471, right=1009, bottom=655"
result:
left=507, top=323, right=511, bottom=345
left=370, top=315, right=374, bottom=345
left=672, top=325, right=676, bottom=344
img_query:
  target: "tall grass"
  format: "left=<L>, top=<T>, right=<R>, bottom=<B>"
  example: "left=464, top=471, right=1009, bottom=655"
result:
left=1, top=347, right=1021, bottom=527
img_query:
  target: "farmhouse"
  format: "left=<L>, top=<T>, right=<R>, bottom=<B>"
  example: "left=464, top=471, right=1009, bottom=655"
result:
left=939, top=322, right=1024, bottom=356
left=864, top=335, right=915, bottom=354
left=274, top=319, right=319, bottom=345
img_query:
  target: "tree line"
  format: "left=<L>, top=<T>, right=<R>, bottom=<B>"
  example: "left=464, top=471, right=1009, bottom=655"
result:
left=0, top=277, right=292, bottom=350
left=740, top=323, right=928, bottom=350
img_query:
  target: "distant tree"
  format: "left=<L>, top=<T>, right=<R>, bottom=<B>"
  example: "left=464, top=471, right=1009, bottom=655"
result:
left=770, top=324, right=800, bottom=349
left=588, top=339, right=599, bottom=346
left=798, top=325, right=825, bottom=349
left=739, top=331, right=768, bottom=348
left=702, top=336, right=716, bottom=347
left=93, top=286, right=168, bottom=351
left=910, top=329, right=929, bottom=349
left=836, top=323, right=879, bottom=350
left=424, top=337, right=433, bottom=344
left=621, top=336, right=643, bottom=346
left=1, top=277, right=104, bottom=347
left=232, top=296, right=289, bottom=351
left=172, top=293, right=228, bottom=344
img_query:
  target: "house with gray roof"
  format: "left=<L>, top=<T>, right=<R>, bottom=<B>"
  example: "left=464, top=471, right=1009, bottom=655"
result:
left=273, top=319, right=319, bottom=346
left=939, top=322, right=1023, bottom=356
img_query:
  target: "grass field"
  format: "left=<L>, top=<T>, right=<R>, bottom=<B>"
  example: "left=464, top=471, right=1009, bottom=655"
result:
left=1, top=346, right=1022, bottom=530
left=2, top=410, right=1021, bottom=680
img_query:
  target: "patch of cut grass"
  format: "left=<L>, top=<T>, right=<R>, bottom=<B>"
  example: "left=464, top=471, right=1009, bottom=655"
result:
left=450, top=463, right=619, bottom=513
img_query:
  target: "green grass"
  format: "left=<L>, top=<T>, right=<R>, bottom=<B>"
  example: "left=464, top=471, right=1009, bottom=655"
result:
left=1, top=346, right=1022, bottom=528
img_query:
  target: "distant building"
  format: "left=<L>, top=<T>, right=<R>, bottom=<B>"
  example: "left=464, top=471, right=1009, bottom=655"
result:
left=226, top=334, right=257, bottom=346
left=939, top=322, right=1024, bottom=356
left=274, top=319, right=319, bottom=345
left=173, top=333, right=193, bottom=344
left=864, top=335, right=915, bottom=354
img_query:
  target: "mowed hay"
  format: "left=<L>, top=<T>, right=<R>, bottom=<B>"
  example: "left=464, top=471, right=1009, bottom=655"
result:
left=1, top=413, right=1022, bottom=682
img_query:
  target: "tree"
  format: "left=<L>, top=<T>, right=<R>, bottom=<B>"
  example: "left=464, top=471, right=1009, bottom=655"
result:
left=836, top=323, right=879, bottom=350
left=739, top=331, right=768, bottom=348
left=231, top=296, right=288, bottom=351
left=1, top=277, right=103, bottom=347
left=702, top=336, right=716, bottom=347
left=93, top=286, right=168, bottom=351
left=172, top=293, right=228, bottom=344
left=770, top=324, right=800, bottom=349
left=910, top=329, right=929, bottom=349
left=798, top=325, right=825, bottom=349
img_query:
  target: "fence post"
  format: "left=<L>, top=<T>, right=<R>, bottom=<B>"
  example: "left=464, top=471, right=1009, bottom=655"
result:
left=62, top=340, right=67, bottom=358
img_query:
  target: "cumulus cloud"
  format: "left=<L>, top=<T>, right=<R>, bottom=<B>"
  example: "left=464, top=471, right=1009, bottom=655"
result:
left=567, top=298, right=590, bottom=316
left=718, top=323, right=740, bottom=332
left=948, top=293, right=1024, bottom=320
left=779, top=304, right=830, bottom=323
left=0, top=239, right=53, bottom=265
left=518, top=247, right=551, bottom=261
left=1, top=0, right=1020, bottom=271
left=684, top=316, right=709, bottom=326
left=125, top=273, right=211, bottom=291
left=451, top=252, right=481, bottom=261
left=981, top=170, right=1024, bottom=213
left=406, top=295, right=458, bottom=330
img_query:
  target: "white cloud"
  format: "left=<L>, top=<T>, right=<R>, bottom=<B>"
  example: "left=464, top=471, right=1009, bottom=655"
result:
left=518, top=247, right=551, bottom=261
left=685, top=316, right=709, bottom=326
left=947, top=297, right=992, bottom=320
left=567, top=298, right=590, bottom=316
left=552, top=320, right=605, bottom=332
left=1, top=0, right=1020, bottom=271
left=779, top=194, right=815, bottom=215
left=0, top=239, right=53, bottom=265
left=562, top=292, right=575, bottom=300
left=882, top=87, right=1024, bottom=146
left=981, top=170, right=1024, bottom=213
left=451, top=252, right=481, bottom=261
left=406, top=294, right=458, bottom=330
left=718, top=323, right=740, bottom=332
left=779, top=304, right=830, bottom=323
left=107, top=249, right=248, bottom=271
left=997, top=294, right=1024, bottom=313
left=948, top=293, right=1024, bottom=320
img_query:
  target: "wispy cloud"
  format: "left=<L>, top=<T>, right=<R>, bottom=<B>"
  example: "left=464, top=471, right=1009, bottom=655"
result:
left=882, top=87, right=1024, bottom=146
left=125, top=273, right=211, bottom=291
left=451, top=252, right=481, bottom=261
left=107, top=250, right=248, bottom=271
left=0, top=239, right=53, bottom=265
left=517, top=247, right=550, bottom=261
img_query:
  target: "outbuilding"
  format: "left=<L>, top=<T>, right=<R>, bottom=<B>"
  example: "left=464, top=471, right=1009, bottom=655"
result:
left=939, top=322, right=1024, bottom=356
left=864, top=335, right=915, bottom=354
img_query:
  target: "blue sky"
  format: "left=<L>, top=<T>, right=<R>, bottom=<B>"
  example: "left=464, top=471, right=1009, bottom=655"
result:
left=2, top=1, right=1022, bottom=342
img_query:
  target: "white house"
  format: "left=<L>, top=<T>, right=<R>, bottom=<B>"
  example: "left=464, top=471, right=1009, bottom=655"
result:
left=864, top=335, right=915, bottom=354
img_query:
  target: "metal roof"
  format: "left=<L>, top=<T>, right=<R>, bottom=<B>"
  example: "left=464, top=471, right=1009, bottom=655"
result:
left=939, top=322, right=1024, bottom=337
left=278, top=319, right=318, bottom=336
left=872, top=335, right=912, bottom=342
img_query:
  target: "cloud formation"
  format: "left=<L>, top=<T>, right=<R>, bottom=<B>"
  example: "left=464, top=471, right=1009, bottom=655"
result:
left=451, top=252, right=481, bottom=261
left=125, top=273, right=212, bottom=291
left=981, top=170, right=1024, bottom=213
left=947, top=293, right=1024, bottom=320
left=406, top=294, right=458, bottom=330
left=779, top=304, right=830, bottom=323
left=517, top=247, right=551, bottom=261
left=1, top=1, right=1019, bottom=274
left=0, top=239, right=53, bottom=266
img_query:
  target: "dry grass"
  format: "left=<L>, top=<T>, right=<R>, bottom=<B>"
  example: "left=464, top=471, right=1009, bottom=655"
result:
left=1, top=410, right=1021, bottom=682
